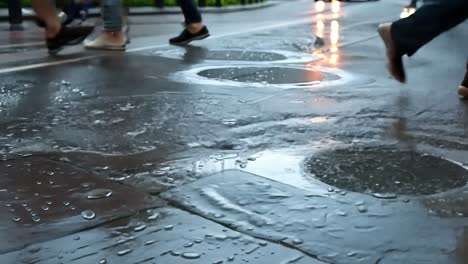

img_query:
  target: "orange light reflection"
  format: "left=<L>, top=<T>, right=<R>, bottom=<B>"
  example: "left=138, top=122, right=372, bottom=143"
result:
left=331, top=0, right=341, bottom=13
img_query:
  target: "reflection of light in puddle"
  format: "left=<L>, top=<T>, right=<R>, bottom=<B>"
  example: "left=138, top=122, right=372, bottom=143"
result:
left=195, top=150, right=325, bottom=193
left=309, top=116, right=331, bottom=123
left=329, top=20, right=340, bottom=65
left=316, top=20, right=325, bottom=38
left=193, top=143, right=344, bottom=193
left=331, top=0, right=341, bottom=13
left=313, top=14, right=341, bottom=66
left=315, top=0, right=325, bottom=12
left=329, top=54, right=339, bottom=64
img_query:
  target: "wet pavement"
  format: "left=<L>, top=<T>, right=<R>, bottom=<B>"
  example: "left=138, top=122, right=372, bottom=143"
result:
left=1, top=0, right=468, bottom=263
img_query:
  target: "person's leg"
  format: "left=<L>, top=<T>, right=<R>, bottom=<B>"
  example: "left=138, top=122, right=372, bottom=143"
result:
left=378, top=0, right=468, bottom=82
left=32, top=0, right=61, bottom=38
left=180, top=0, right=202, bottom=32
left=169, top=0, right=209, bottom=45
left=84, top=0, right=126, bottom=50
left=393, top=1, right=468, bottom=57
left=8, top=0, right=24, bottom=31
left=32, top=0, right=94, bottom=54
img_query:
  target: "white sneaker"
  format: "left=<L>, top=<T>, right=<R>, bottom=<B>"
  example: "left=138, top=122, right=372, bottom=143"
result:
left=84, top=33, right=126, bottom=51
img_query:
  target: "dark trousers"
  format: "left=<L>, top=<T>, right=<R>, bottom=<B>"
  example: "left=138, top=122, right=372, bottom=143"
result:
left=179, top=0, right=202, bottom=25
left=7, top=0, right=22, bottom=25
left=392, top=0, right=468, bottom=56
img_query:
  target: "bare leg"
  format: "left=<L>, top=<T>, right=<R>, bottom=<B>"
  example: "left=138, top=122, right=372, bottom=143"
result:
left=31, top=0, right=60, bottom=38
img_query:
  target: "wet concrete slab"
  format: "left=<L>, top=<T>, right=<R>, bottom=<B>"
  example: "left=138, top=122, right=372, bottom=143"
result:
left=0, top=156, right=164, bottom=254
left=1, top=207, right=325, bottom=264
left=163, top=170, right=466, bottom=264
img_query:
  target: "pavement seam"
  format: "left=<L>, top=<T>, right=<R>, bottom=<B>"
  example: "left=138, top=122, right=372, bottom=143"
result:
left=164, top=199, right=335, bottom=264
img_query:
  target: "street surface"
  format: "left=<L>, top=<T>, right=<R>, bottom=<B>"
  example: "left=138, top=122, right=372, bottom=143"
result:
left=0, top=0, right=467, bottom=263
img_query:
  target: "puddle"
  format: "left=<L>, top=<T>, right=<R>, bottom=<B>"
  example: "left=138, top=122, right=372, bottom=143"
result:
left=171, top=65, right=352, bottom=89
left=191, top=142, right=342, bottom=193
left=198, top=66, right=326, bottom=84
left=305, top=145, right=468, bottom=195
left=152, top=48, right=318, bottom=64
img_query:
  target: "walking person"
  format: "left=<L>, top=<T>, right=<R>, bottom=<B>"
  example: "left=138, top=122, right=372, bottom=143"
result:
left=168, top=0, right=210, bottom=45
left=378, top=0, right=468, bottom=98
left=84, top=0, right=128, bottom=50
left=31, top=0, right=93, bottom=54
left=85, top=0, right=209, bottom=50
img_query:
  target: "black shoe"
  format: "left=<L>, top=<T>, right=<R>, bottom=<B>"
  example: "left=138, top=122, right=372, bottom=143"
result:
left=46, top=25, right=94, bottom=55
left=169, top=26, right=210, bottom=45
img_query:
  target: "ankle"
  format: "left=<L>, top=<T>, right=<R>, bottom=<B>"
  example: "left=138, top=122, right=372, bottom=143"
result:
left=186, top=23, right=203, bottom=34
left=46, top=22, right=61, bottom=38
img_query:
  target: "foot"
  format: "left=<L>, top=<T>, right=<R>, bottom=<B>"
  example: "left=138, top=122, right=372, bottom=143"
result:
left=169, top=26, right=210, bottom=45
left=84, top=32, right=126, bottom=50
left=47, top=25, right=94, bottom=54
left=458, top=70, right=468, bottom=99
left=458, top=86, right=468, bottom=99
left=378, top=23, right=406, bottom=83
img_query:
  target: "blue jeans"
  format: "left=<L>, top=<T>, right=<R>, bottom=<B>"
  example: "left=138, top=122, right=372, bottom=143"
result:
left=102, top=0, right=123, bottom=32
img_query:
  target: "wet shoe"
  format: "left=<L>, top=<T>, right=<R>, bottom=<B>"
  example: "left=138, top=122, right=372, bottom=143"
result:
left=47, top=25, right=94, bottom=54
left=84, top=34, right=127, bottom=51
left=169, top=26, right=210, bottom=45
left=378, top=23, right=406, bottom=83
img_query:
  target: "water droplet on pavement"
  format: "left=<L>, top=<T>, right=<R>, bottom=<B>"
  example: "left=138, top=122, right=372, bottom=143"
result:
left=12, top=216, right=21, bottom=222
left=144, top=240, right=156, bottom=246
left=81, top=210, right=96, bottom=220
left=148, top=212, right=159, bottom=220
left=86, top=189, right=112, bottom=200
left=181, top=252, right=201, bottom=259
left=372, top=193, right=397, bottom=199
left=164, top=225, right=174, bottom=231
left=222, top=119, right=237, bottom=126
left=99, top=259, right=107, bottom=264
left=32, top=216, right=40, bottom=223
left=117, top=249, right=132, bottom=256
left=292, top=238, right=303, bottom=245
left=134, top=223, right=147, bottom=232
left=184, top=242, right=194, bottom=248
left=357, top=205, right=367, bottom=213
